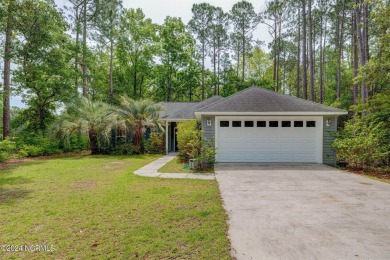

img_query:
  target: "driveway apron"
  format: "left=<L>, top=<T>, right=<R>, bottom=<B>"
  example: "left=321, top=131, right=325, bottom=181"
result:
left=215, top=163, right=390, bottom=259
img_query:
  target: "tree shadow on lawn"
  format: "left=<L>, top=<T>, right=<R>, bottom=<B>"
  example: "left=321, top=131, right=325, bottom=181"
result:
left=0, top=187, right=31, bottom=205
left=0, top=165, right=35, bottom=205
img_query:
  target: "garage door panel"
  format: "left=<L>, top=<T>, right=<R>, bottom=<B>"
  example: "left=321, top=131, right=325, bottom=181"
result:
left=216, top=117, right=322, bottom=163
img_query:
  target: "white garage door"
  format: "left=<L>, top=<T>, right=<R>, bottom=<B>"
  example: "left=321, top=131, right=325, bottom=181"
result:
left=216, top=116, right=323, bottom=163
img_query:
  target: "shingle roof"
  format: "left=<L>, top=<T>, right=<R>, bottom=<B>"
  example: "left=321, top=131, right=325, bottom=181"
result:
left=157, top=102, right=197, bottom=118
left=196, top=86, right=347, bottom=114
left=164, top=96, right=224, bottom=119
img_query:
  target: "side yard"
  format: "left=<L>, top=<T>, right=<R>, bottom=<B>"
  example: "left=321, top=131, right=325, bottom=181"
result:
left=0, top=155, right=230, bottom=259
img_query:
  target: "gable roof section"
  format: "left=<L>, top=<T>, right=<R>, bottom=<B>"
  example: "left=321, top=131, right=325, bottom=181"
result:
left=196, top=87, right=347, bottom=116
left=157, top=102, right=197, bottom=118
left=164, top=96, right=224, bottom=120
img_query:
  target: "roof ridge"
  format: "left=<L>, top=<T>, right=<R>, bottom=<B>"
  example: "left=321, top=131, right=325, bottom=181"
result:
left=166, top=96, right=223, bottom=118
left=197, top=86, right=346, bottom=112
left=258, top=87, right=345, bottom=111
left=196, top=86, right=258, bottom=112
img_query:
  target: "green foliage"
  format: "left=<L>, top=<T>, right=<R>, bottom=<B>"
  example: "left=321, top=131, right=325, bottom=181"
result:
left=51, top=98, right=117, bottom=154
left=176, top=120, right=202, bottom=161
left=145, top=132, right=165, bottom=154
left=115, top=95, right=164, bottom=150
left=101, top=142, right=140, bottom=155
left=0, top=139, right=17, bottom=162
left=13, top=0, right=75, bottom=131
left=333, top=118, right=388, bottom=168
left=197, top=138, right=217, bottom=169
left=333, top=93, right=390, bottom=169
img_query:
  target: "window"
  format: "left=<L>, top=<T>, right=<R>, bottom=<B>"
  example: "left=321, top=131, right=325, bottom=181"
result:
left=232, top=121, right=241, bottom=127
left=244, top=121, right=254, bottom=127
left=116, top=128, right=126, bottom=142
left=282, top=121, right=291, bottom=127
left=257, top=121, right=266, bottom=127
left=294, top=121, right=303, bottom=127
left=220, top=121, right=229, bottom=127
left=306, top=121, right=316, bottom=127
left=269, top=121, right=279, bottom=127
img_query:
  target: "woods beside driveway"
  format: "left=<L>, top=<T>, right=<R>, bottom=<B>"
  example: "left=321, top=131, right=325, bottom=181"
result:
left=216, top=163, right=390, bottom=259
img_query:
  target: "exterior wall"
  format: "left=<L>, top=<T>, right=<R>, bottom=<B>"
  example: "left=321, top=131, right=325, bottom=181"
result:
left=201, top=115, right=215, bottom=147
left=323, top=116, right=337, bottom=165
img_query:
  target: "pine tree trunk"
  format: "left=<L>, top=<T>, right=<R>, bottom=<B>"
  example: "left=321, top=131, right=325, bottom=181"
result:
left=82, top=0, right=88, bottom=97
left=296, top=6, right=301, bottom=98
left=308, top=0, right=315, bottom=101
left=277, top=18, right=282, bottom=92
left=302, top=0, right=308, bottom=100
left=336, top=0, right=346, bottom=101
left=242, top=29, right=246, bottom=82
left=273, top=20, right=277, bottom=92
left=202, top=41, right=205, bottom=100
left=74, top=6, right=80, bottom=92
left=133, top=62, right=137, bottom=98
left=353, top=13, right=359, bottom=105
left=319, top=5, right=324, bottom=104
left=213, top=42, right=217, bottom=95
left=3, top=0, right=13, bottom=139
left=109, top=35, right=114, bottom=104
left=355, top=1, right=368, bottom=103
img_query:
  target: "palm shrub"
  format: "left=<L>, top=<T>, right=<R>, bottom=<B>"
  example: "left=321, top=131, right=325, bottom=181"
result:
left=51, top=98, right=118, bottom=154
left=115, top=96, right=164, bottom=151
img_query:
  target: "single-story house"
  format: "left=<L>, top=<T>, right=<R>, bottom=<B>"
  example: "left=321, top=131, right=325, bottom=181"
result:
left=159, top=86, right=348, bottom=165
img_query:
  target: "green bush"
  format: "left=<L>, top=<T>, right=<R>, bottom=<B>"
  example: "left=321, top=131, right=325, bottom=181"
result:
left=0, top=139, right=18, bottom=162
left=197, top=138, right=217, bottom=169
left=333, top=118, right=389, bottom=169
left=176, top=120, right=202, bottom=161
left=145, top=132, right=165, bottom=154
left=333, top=93, right=390, bottom=169
left=101, top=142, right=140, bottom=155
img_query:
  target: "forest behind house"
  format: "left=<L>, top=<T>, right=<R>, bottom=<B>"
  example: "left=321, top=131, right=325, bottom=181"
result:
left=0, top=0, right=389, bottom=171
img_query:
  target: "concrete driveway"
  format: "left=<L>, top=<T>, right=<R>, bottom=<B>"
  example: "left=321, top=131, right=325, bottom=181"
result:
left=215, top=163, right=390, bottom=259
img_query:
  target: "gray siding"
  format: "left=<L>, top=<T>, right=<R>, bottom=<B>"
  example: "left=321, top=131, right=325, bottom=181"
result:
left=323, top=116, right=337, bottom=165
left=201, top=115, right=215, bottom=147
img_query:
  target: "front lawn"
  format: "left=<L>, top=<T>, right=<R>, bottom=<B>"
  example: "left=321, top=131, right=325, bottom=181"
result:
left=0, top=155, right=230, bottom=259
left=158, top=157, right=214, bottom=174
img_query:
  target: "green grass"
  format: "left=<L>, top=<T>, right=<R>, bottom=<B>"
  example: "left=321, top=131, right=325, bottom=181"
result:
left=158, top=157, right=214, bottom=174
left=0, top=155, right=230, bottom=259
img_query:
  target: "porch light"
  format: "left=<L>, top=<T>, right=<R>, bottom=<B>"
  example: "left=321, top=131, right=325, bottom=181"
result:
left=326, top=119, right=331, bottom=127
left=206, top=119, right=212, bottom=127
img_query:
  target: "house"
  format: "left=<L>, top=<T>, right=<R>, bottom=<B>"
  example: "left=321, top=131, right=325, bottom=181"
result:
left=159, top=86, right=348, bottom=165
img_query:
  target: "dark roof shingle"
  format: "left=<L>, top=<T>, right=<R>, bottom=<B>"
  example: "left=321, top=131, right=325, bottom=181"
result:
left=196, top=87, right=346, bottom=113
left=157, top=102, right=197, bottom=118
left=164, top=96, right=224, bottom=119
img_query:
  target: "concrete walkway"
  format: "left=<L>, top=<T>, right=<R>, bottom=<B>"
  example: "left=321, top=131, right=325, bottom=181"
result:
left=134, top=154, right=215, bottom=180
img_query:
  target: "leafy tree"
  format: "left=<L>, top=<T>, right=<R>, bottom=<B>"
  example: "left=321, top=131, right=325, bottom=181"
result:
left=116, top=8, right=158, bottom=99
left=158, top=16, right=196, bottom=101
left=115, top=96, right=163, bottom=150
left=13, top=0, right=75, bottom=131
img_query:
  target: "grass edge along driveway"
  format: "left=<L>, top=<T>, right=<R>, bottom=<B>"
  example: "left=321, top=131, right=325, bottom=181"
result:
left=0, top=154, right=230, bottom=259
